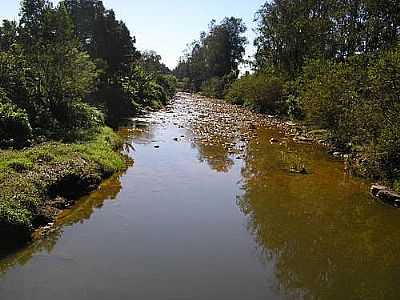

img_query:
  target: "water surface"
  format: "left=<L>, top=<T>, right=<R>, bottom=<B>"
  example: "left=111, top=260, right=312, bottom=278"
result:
left=1, top=93, right=399, bottom=300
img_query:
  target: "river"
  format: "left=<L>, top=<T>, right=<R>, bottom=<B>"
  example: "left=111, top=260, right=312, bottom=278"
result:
left=1, top=93, right=400, bottom=300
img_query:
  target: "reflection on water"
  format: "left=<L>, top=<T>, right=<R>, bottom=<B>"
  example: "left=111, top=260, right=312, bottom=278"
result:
left=237, top=127, right=400, bottom=300
left=192, top=135, right=235, bottom=173
left=0, top=173, right=125, bottom=276
left=1, top=94, right=400, bottom=300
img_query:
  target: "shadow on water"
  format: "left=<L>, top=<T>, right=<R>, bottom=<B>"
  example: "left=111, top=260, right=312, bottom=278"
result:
left=0, top=171, right=126, bottom=276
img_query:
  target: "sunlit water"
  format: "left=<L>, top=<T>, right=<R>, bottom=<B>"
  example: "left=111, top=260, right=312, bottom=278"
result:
left=1, top=93, right=400, bottom=300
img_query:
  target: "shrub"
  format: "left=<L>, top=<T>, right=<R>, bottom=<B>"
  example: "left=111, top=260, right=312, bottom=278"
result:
left=394, top=180, right=400, bottom=194
left=177, top=77, right=192, bottom=91
left=367, top=46, right=400, bottom=182
left=300, top=47, right=400, bottom=184
left=157, top=74, right=177, bottom=99
left=64, top=101, right=104, bottom=129
left=286, top=95, right=304, bottom=120
left=299, top=58, right=369, bottom=146
left=201, top=77, right=226, bottom=98
left=0, top=91, right=32, bottom=148
left=225, top=72, right=285, bottom=114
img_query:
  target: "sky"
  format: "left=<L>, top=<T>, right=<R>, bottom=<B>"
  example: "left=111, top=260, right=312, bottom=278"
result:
left=1, top=0, right=266, bottom=69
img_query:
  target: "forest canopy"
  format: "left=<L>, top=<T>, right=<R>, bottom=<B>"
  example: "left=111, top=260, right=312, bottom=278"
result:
left=0, top=0, right=176, bottom=148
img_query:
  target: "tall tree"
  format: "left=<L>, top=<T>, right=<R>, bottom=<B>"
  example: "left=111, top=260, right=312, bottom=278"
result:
left=174, top=17, right=247, bottom=91
left=254, top=0, right=400, bottom=75
left=0, top=20, right=18, bottom=51
left=138, top=50, right=170, bottom=74
left=63, top=0, right=139, bottom=74
left=18, top=0, right=50, bottom=48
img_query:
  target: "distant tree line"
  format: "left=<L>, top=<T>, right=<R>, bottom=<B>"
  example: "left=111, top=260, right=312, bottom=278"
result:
left=177, top=0, right=400, bottom=189
left=0, top=0, right=176, bottom=148
left=174, top=17, right=248, bottom=98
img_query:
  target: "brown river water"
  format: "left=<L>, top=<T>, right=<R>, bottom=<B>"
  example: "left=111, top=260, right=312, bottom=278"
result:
left=1, top=93, right=400, bottom=300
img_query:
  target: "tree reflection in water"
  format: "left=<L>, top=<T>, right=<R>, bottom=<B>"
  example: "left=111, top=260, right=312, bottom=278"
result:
left=0, top=165, right=129, bottom=276
left=236, top=127, right=400, bottom=300
left=191, top=136, right=235, bottom=173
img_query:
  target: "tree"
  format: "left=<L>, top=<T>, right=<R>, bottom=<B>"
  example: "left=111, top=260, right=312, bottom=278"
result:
left=254, top=0, right=335, bottom=76
left=0, top=20, right=18, bottom=51
left=18, top=0, right=50, bottom=48
left=63, top=0, right=139, bottom=74
left=254, top=0, right=400, bottom=75
left=138, top=50, right=170, bottom=74
left=174, top=17, right=247, bottom=93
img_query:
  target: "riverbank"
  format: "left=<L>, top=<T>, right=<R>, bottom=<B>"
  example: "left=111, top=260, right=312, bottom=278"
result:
left=2, top=92, right=400, bottom=300
left=0, top=127, right=128, bottom=244
left=194, top=92, right=400, bottom=204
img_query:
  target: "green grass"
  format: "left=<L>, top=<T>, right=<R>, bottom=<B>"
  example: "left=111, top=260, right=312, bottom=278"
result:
left=0, top=127, right=127, bottom=238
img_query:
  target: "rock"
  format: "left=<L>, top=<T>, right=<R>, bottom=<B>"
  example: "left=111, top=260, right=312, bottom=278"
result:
left=370, top=184, right=387, bottom=197
left=371, top=184, right=400, bottom=207
left=154, top=145, right=160, bottom=149
left=294, top=136, right=314, bottom=143
left=333, top=152, right=342, bottom=158
left=377, top=190, right=400, bottom=206
left=285, top=121, right=296, bottom=126
left=270, top=138, right=280, bottom=144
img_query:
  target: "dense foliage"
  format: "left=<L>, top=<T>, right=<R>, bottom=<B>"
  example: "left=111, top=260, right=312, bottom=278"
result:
left=299, top=48, right=400, bottom=182
left=0, top=89, right=32, bottom=148
left=223, top=0, right=400, bottom=186
left=174, top=1, right=399, bottom=187
left=174, top=18, right=247, bottom=97
left=225, top=72, right=284, bottom=114
left=254, top=0, right=400, bottom=77
left=0, top=0, right=176, bottom=148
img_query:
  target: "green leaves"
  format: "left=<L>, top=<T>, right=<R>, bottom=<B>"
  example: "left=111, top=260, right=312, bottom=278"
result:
left=174, top=17, right=247, bottom=92
left=0, top=90, right=32, bottom=148
left=254, top=0, right=400, bottom=75
left=225, top=72, right=284, bottom=114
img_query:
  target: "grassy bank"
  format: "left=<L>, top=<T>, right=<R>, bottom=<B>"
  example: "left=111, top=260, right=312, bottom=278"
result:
left=0, top=127, right=127, bottom=242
